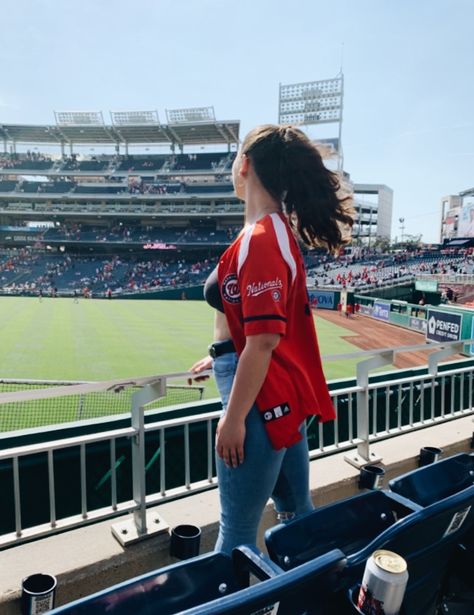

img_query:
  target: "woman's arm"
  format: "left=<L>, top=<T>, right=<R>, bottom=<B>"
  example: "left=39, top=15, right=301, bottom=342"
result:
left=187, top=311, right=231, bottom=384
left=216, top=332, right=280, bottom=468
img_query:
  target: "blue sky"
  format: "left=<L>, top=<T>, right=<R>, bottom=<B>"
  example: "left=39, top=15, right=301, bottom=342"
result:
left=1, top=0, right=473, bottom=242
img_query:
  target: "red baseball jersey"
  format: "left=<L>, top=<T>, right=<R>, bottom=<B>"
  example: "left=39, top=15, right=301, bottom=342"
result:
left=217, top=212, right=335, bottom=450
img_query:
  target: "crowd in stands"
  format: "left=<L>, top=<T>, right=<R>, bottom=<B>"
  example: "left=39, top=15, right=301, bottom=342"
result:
left=1, top=246, right=473, bottom=298
left=0, top=151, right=235, bottom=175
left=0, top=178, right=234, bottom=196
left=0, top=151, right=52, bottom=170
left=40, top=222, right=239, bottom=245
left=0, top=248, right=217, bottom=297
left=308, top=252, right=474, bottom=289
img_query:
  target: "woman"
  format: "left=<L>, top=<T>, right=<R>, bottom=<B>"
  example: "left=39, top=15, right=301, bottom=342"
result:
left=190, top=124, right=353, bottom=554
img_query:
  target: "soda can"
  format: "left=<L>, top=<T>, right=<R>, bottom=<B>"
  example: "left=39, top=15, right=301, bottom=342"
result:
left=357, top=550, right=408, bottom=615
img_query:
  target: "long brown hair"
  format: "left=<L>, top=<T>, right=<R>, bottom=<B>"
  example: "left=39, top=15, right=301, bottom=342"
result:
left=241, top=124, right=354, bottom=252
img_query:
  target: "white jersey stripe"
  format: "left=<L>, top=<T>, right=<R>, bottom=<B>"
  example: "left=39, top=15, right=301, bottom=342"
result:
left=270, top=213, right=297, bottom=283
left=237, top=223, right=255, bottom=275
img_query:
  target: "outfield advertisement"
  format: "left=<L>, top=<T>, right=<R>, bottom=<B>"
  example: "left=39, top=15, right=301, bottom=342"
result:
left=308, top=290, right=335, bottom=310
left=409, top=316, right=427, bottom=333
left=372, top=301, right=391, bottom=322
left=426, top=309, right=462, bottom=343
left=359, top=305, right=373, bottom=316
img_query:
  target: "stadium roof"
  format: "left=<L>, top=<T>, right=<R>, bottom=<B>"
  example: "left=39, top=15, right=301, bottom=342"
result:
left=0, top=121, right=240, bottom=147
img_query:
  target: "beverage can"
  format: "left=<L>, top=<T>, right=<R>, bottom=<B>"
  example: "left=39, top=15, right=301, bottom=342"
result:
left=357, top=550, right=408, bottom=615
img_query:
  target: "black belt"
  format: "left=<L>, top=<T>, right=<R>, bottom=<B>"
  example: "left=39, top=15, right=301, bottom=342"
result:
left=208, top=339, right=235, bottom=359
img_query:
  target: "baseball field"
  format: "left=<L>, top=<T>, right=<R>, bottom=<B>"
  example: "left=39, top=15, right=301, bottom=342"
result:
left=0, top=296, right=368, bottom=382
left=0, top=296, right=392, bottom=431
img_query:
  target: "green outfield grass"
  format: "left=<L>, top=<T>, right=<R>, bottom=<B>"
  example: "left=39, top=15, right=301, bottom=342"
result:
left=0, top=297, right=366, bottom=381
left=0, top=297, right=371, bottom=430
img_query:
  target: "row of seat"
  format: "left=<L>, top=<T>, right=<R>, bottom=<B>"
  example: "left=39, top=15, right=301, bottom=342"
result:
left=49, top=452, right=474, bottom=614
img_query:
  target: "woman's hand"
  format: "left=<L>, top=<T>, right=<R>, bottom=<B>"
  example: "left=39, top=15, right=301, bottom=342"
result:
left=216, top=414, right=245, bottom=468
left=187, top=355, right=212, bottom=385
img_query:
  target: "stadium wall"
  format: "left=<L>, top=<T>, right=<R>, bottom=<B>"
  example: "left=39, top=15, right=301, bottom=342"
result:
left=122, top=285, right=205, bottom=300
left=355, top=293, right=474, bottom=355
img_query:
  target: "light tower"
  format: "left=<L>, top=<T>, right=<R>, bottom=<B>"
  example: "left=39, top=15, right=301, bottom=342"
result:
left=278, top=74, right=344, bottom=171
left=399, top=217, right=405, bottom=243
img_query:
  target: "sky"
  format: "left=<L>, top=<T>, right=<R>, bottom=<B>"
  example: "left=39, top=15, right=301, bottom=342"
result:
left=1, top=0, right=473, bottom=243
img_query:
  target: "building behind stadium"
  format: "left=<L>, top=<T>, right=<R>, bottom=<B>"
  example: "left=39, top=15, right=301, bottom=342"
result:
left=440, top=187, right=474, bottom=247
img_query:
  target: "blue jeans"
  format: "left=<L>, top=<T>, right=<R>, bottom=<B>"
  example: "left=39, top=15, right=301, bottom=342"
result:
left=213, top=351, right=314, bottom=554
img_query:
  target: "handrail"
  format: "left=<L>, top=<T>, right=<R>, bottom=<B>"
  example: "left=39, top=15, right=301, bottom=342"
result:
left=0, top=340, right=472, bottom=406
left=1, top=338, right=473, bottom=548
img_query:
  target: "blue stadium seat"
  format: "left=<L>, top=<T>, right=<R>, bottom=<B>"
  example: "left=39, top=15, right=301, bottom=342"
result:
left=388, top=453, right=474, bottom=507
left=389, top=453, right=474, bottom=601
left=265, top=487, right=474, bottom=615
left=47, top=546, right=346, bottom=615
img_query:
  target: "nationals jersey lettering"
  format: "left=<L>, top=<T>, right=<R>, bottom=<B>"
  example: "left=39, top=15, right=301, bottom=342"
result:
left=246, top=277, right=283, bottom=298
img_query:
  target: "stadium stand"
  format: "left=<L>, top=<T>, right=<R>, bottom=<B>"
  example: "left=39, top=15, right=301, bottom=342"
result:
left=0, top=119, right=242, bottom=297
left=2, top=117, right=474, bottom=615
left=0, top=180, right=17, bottom=192
left=115, top=154, right=169, bottom=172
left=0, top=117, right=472, bottom=298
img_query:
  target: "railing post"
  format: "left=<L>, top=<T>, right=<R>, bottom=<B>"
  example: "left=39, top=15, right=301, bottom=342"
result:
left=428, top=341, right=464, bottom=377
left=111, top=378, right=170, bottom=546
left=345, top=350, right=393, bottom=469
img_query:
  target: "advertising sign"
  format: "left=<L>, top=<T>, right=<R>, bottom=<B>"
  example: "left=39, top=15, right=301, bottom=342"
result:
left=409, top=317, right=427, bottom=333
left=415, top=280, right=438, bottom=292
left=372, top=301, right=391, bottom=322
left=143, top=243, right=177, bottom=250
left=308, top=290, right=335, bottom=310
left=426, top=309, right=462, bottom=343
left=359, top=305, right=373, bottom=316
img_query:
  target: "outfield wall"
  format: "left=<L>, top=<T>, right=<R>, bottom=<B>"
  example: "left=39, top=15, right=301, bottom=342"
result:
left=121, top=284, right=205, bottom=300
left=354, top=293, right=474, bottom=355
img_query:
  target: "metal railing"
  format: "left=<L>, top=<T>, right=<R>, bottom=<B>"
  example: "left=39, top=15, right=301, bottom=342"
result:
left=0, top=340, right=473, bottom=549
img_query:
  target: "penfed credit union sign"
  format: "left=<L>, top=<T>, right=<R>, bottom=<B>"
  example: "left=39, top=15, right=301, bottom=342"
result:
left=426, top=309, right=463, bottom=343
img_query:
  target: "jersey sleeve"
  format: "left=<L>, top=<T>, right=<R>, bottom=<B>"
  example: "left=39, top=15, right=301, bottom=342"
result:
left=238, top=226, right=290, bottom=337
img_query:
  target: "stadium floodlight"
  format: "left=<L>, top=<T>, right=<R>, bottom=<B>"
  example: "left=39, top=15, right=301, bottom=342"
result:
left=166, top=106, right=216, bottom=124
left=279, top=76, right=344, bottom=170
left=110, top=110, right=160, bottom=125
left=54, top=111, right=105, bottom=126
left=278, top=76, right=343, bottom=125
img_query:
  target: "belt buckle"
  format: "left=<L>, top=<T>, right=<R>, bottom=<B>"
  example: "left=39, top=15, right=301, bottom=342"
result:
left=208, top=344, right=217, bottom=359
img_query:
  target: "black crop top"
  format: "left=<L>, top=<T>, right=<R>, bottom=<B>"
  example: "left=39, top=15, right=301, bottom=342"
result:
left=203, top=266, right=224, bottom=313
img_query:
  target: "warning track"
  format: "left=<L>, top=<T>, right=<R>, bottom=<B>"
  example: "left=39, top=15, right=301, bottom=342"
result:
left=316, top=310, right=465, bottom=369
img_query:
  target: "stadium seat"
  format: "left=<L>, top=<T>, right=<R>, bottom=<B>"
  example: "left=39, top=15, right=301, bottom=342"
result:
left=388, top=452, right=474, bottom=507
left=389, top=453, right=474, bottom=601
left=265, top=486, right=474, bottom=615
left=47, top=545, right=346, bottom=615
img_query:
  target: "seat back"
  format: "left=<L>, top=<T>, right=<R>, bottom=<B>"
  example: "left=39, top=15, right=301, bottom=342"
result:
left=266, top=488, right=474, bottom=615
left=351, top=488, right=474, bottom=614
left=48, top=552, right=240, bottom=615
left=265, top=490, right=418, bottom=570
left=183, top=548, right=346, bottom=615
left=388, top=453, right=474, bottom=507
left=49, top=547, right=346, bottom=615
